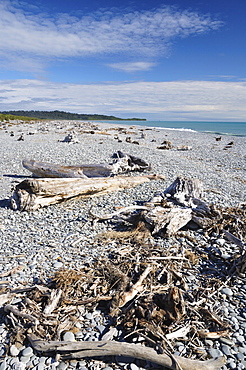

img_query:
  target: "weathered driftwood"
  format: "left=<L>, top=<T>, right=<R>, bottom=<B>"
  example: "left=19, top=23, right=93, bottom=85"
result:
left=144, top=206, right=193, bottom=236
left=22, top=152, right=151, bottom=178
left=4, top=304, right=39, bottom=327
left=22, top=159, right=112, bottom=178
left=10, top=175, right=159, bottom=212
left=163, top=176, right=204, bottom=207
left=99, top=177, right=210, bottom=235
left=28, top=334, right=225, bottom=370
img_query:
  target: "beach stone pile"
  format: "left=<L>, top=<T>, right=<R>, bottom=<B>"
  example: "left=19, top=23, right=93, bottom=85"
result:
left=0, top=120, right=245, bottom=369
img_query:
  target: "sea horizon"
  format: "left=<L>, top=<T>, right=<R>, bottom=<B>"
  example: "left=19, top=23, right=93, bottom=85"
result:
left=100, top=120, right=246, bottom=137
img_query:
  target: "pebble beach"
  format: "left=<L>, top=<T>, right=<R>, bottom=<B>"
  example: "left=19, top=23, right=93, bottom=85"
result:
left=0, top=119, right=245, bottom=370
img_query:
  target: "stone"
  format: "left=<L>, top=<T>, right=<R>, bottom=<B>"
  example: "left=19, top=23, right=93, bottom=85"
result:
left=10, top=344, right=20, bottom=357
left=63, top=331, right=75, bottom=342
left=129, top=364, right=139, bottom=370
left=0, top=360, right=7, bottom=370
left=220, top=337, right=235, bottom=346
left=221, top=344, right=231, bottom=356
left=221, top=287, right=233, bottom=296
left=208, top=348, right=223, bottom=358
left=21, top=346, right=33, bottom=357
left=57, top=363, right=68, bottom=370
left=53, top=261, right=63, bottom=269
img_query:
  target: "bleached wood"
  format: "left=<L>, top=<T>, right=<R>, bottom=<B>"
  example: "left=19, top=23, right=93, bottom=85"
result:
left=10, top=176, right=155, bottom=212
left=27, top=334, right=225, bottom=370
left=22, top=159, right=112, bottom=178
left=22, top=153, right=151, bottom=179
left=144, top=206, right=192, bottom=235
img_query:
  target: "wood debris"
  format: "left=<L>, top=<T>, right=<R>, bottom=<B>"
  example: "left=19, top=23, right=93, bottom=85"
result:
left=2, top=176, right=245, bottom=369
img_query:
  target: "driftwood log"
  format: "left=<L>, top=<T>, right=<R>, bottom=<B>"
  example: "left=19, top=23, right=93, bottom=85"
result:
left=10, top=175, right=161, bottom=212
left=22, top=152, right=151, bottom=178
left=28, top=334, right=225, bottom=370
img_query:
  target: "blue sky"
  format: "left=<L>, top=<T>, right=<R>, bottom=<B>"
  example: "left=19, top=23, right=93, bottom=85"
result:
left=0, top=0, right=245, bottom=120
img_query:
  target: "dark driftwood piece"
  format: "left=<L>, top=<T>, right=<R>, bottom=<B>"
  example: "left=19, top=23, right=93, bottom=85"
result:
left=10, top=175, right=159, bottom=212
left=28, top=334, right=225, bottom=370
left=22, top=152, right=151, bottom=178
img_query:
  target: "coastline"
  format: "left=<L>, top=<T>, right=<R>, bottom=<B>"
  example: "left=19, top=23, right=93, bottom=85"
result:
left=96, top=120, right=246, bottom=137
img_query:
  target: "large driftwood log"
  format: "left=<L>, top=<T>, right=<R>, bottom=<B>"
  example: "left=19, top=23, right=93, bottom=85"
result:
left=22, top=152, right=151, bottom=178
left=28, top=334, right=225, bottom=370
left=10, top=175, right=159, bottom=212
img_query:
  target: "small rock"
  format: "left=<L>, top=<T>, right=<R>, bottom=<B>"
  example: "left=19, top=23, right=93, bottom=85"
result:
left=129, top=364, right=139, bottom=370
left=236, top=352, right=245, bottom=361
left=220, top=337, right=235, bottom=346
left=236, top=335, right=245, bottom=345
left=96, top=324, right=106, bottom=334
left=63, top=331, right=75, bottom=342
left=0, top=360, right=7, bottom=370
left=221, top=344, right=231, bottom=356
left=57, top=363, right=68, bottom=370
left=10, top=344, right=20, bottom=357
left=208, top=348, right=223, bottom=358
left=53, top=261, right=63, bottom=269
left=20, top=356, right=30, bottom=363
left=21, top=346, right=33, bottom=357
left=221, top=287, right=233, bottom=296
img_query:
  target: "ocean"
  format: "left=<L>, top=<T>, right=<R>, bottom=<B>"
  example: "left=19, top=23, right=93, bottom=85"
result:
left=101, top=121, right=246, bottom=137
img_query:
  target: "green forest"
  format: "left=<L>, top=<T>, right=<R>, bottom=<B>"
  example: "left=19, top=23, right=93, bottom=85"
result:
left=1, top=110, right=146, bottom=121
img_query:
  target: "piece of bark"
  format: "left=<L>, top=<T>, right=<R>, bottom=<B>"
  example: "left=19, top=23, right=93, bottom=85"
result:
left=27, top=334, right=225, bottom=370
left=10, top=175, right=157, bottom=212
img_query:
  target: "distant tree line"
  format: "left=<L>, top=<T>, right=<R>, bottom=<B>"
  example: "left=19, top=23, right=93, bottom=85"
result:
left=1, top=110, right=146, bottom=121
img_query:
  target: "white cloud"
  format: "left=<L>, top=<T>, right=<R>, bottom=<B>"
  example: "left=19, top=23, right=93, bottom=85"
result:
left=108, top=62, right=156, bottom=72
left=0, top=1, right=223, bottom=72
left=0, top=79, right=245, bottom=121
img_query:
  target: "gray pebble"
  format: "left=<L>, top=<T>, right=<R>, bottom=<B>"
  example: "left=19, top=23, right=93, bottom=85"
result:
left=227, top=359, right=237, bottom=369
left=57, top=363, right=68, bottom=370
left=208, top=348, right=223, bottom=358
left=10, top=344, right=20, bottom=357
left=63, top=331, right=75, bottom=342
left=37, top=364, right=45, bottom=370
left=236, top=335, right=245, bottom=345
left=236, top=352, right=245, bottom=361
left=96, top=324, right=106, bottom=334
left=0, top=360, right=7, bottom=370
left=53, top=261, right=63, bottom=268
left=239, top=346, right=246, bottom=354
left=221, top=344, right=231, bottom=356
left=20, top=356, right=30, bottom=363
left=129, top=364, right=139, bottom=370
left=85, top=313, right=93, bottom=320
left=22, top=346, right=33, bottom=357
left=220, top=338, right=235, bottom=346
left=221, top=287, right=233, bottom=296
